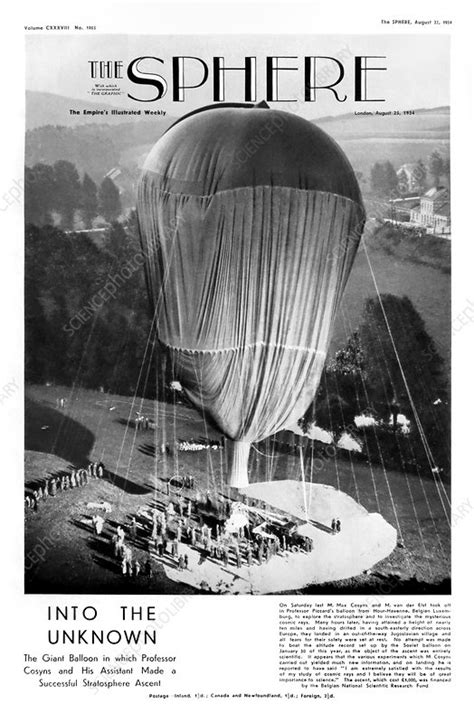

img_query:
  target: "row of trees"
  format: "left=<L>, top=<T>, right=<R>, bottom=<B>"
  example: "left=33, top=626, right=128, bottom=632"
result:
left=369, top=151, right=450, bottom=198
left=25, top=161, right=121, bottom=229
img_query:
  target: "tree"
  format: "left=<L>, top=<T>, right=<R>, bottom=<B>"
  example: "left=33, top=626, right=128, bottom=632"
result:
left=397, top=169, right=409, bottom=195
left=428, top=151, right=444, bottom=186
left=81, top=173, right=98, bottom=228
left=442, top=155, right=450, bottom=184
left=298, top=294, right=450, bottom=479
left=53, top=160, right=82, bottom=229
left=298, top=333, right=367, bottom=433
left=358, top=294, right=447, bottom=409
left=370, top=162, right=384, bottom=195
left=327, top=331, right=366, bottom=377
left=370, top=161, right=399, bottom=197
left=24, top=163, right=56, bottom=226
left=99, top=177, right=121, bottom=223
left=382, top=161, right=399, bottom=196
left=357, top=294, right=449, bottom=477
left=24, top=219, right=160, bottom=397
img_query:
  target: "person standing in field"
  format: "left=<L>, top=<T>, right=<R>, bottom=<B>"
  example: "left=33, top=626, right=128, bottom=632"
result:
left=247, top=544, right=253, bottom=566
left=130, top=516, right=137, bottom=541
left=124, top=547, right=133, bottom=576
left=112, top=533, right=121, bottom=558
left=93, top=515, right=104, bottom=535
left=172, top=539, right=179, bottom=558
left=145, top=558, right=152, bottom=579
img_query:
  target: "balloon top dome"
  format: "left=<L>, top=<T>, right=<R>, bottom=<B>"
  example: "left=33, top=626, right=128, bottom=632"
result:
left=142, top=102, right=363, bottom=206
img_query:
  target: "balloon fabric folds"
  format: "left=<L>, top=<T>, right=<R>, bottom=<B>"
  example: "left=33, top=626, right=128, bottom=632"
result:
left=137, top=102, right=365, bottom=487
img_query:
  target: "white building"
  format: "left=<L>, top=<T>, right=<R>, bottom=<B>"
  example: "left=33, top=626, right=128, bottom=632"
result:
left=410, top=186, right=450, bottom=234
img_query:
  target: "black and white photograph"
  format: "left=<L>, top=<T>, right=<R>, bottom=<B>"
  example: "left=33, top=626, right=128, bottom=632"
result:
left=23, top=32, right=452, bottom=597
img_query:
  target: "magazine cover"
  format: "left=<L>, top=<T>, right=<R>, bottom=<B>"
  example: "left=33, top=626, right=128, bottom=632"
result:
left=2, top=0, right=473, bottom=718
left=24, top=33, right=451, bottom=597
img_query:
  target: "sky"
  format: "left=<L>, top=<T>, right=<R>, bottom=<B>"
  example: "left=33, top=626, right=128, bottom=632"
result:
left=25, top=34, right=450, bottom=120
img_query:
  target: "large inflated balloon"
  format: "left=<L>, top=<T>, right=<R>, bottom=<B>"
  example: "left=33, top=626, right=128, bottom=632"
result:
left=137, top=102, right=365, bottom=487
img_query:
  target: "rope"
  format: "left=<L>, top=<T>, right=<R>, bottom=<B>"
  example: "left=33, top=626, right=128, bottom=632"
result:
left=361, top=237, right=451, bottom=527
left=340, top=303, right=429, bottom=574
left=299, top=446, right=309, bottom=523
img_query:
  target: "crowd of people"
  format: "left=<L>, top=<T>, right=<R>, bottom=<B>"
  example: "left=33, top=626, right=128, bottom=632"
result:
left=88, top=486, right=317, bottom=585
left=25, top=461, right=105, bottom=510
left=26, top=449, right=338, bottom=589
left=135, top=413, right=153, bottom=431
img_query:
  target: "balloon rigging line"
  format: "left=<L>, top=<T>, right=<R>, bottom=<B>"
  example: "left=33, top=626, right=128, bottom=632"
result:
left=339, top=309, right=382, bottom=515
left=349, top=244, right=448, bottom=568
left=389, top=297, right=449, bottom=464
left=361, top=237, right=451, bottom=525
left=340, top=304, right=432, bottom=575
left=299, top=446, right=309, bottom=523
left=330, top=357, right=361, bottom=504
left=113, top=211, right=185, bottom=491
left=322, top=367, right=341, bottom=491
left=338, top=297, right=406, bottom=546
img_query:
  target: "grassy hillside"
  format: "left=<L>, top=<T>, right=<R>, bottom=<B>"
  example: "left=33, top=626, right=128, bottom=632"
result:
left=25, top=93, right=450, bottom=187
left=315, top=106, right=449, bottom=138
left=26, top=90, right=140, bottom=129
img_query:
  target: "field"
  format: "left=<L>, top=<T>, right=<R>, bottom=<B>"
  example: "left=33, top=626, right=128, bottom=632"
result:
left=317, top=107, right=450, bottom=179
left=25, top=384, right=450, bottom=595
left=340, top=138, right=450, bottom=180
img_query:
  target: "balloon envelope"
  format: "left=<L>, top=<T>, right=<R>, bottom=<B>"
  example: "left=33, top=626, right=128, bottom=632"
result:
left=137, top=104, right=365, bottom=486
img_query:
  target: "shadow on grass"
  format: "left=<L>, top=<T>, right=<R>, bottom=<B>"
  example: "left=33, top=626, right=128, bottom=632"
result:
left=138, top=443, right=156, bottom=458
left=116, top=417, right=136, bottom=429
left=25, top=397, right=94, bottom=467
left=90, top=554, right=120, bottom=575
left=25, top=397, right=150, bottom=495
left=105, top=470, right=150, bottom=495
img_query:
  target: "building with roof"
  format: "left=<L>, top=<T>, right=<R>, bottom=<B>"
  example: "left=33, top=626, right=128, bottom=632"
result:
left=410, top=186, right=450, bottom=235
left=397, top=163, right=425, bottom=193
